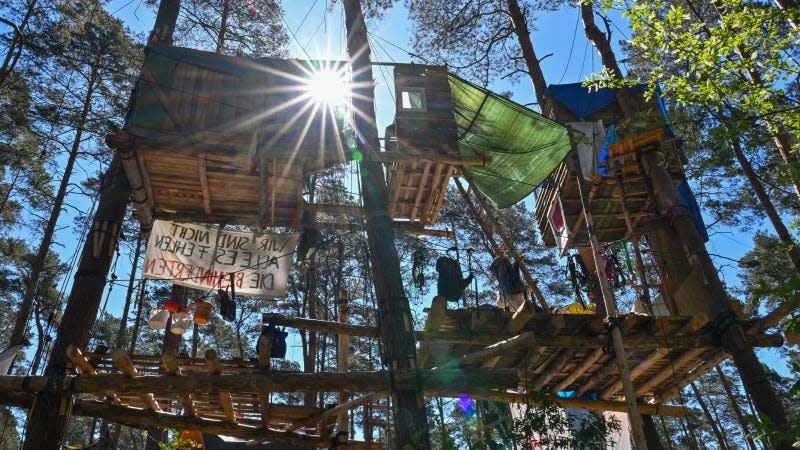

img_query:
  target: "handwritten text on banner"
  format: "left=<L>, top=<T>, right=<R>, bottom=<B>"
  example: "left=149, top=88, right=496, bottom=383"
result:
left=142, top=220, right=299, bottom=296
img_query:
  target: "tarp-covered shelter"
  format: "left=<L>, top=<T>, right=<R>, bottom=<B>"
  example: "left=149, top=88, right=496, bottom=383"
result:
left=450, top=76, right=572, bottom=208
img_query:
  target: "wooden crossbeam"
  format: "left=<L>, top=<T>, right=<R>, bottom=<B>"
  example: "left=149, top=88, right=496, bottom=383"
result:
left=417, top=330, right=782, bottom=349
left=434, top=332, right=536, bottom=369
left=552, top=348, right=605, bottom=393
left=263, top=315, right=379, bottom=338
left=67, top=345, right=122, bottom=406
left=110, top=349, right=160, bottom=412
left=287, top=391, right=388, bottom=432
left=0, top=369, right=519, bottom=396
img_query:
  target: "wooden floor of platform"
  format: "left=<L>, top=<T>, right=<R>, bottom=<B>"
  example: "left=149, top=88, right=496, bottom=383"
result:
left=418, top=302, right=782, bottom=403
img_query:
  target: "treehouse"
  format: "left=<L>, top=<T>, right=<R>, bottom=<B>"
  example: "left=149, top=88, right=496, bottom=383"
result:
left=533, top=84, right=704, bottom=253
left=115, top=45, right=352, bottom=229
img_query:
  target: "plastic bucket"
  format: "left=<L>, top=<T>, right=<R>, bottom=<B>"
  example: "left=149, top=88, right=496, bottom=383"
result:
left=170, top=312, right=191, bottom=334
left=193, top=300, right=212, bottom=325
left=148, top=308, right=169, bottom=329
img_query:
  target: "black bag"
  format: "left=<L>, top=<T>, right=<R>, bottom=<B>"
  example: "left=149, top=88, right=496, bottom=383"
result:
left=435, top=256, right=474, bottom=301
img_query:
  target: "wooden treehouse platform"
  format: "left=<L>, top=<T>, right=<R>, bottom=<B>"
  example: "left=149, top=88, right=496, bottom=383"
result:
left=535, top=128, right=684, bottom=250
left=418, top=299, right=784, bottom=407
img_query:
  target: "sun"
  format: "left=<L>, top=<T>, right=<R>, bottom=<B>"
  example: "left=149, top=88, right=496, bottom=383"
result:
left=305, top=66, right=351, bottom=107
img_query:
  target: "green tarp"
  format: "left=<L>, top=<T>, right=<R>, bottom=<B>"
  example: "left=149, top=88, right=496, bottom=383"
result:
left=450, top=75, right=571, bottom=208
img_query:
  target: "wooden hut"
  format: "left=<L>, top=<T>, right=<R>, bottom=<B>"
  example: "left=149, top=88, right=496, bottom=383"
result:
left=119, top=46, right=351, bottom=229
left=534, top=84, right=689, bottom=252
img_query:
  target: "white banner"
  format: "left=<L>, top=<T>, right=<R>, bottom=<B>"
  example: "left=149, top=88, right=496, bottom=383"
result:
left=142, top=220, right=299, bottom=296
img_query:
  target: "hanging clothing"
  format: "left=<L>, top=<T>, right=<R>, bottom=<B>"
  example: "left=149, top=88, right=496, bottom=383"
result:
left=0, top=345, right=23, bottom=375
left=435, top=256, right=474, bottom=302
left=490, top=255, right=526, bottom=312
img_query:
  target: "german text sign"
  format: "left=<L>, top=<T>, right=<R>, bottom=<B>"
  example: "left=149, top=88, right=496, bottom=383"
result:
left=142, top=220, right=299, bottom=296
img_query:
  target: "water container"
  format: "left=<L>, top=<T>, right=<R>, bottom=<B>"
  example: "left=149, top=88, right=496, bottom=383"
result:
left=148, top=308, right=169, bottom=329
left=193, top=299, right=212, bottom=325
left=170, top=312, right=191, bottom=334
left=163, top=299, right=181, bottom=313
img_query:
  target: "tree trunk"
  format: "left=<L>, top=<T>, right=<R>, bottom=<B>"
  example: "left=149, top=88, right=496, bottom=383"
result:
left=8, top=65, right=99, bottom=363
left=505, top=0, right=547, bottom=108
left=0, top=0, right=38, bottom=89
left=128, top=279, right=147, bottom=355
left=721, top=121, right=800, bottom=273
left=690, top=381, right=729, bottom=450
left=580, top=3, right=792, bottom=445
left=0, top=169, right=22, bottom=218
left=163, top=284, right=188, bottom=357
left=303, top=263, right=318, bottom=408
left=115, top=234, right=142, bottom=349
left=642, top=415, right=665, bottom=450
left=21, top=155, right=130, bottom=450
left=342, top=1, right=431, bottom=447
left=216, top=0, right=230, bottom=54
left=715, top=365, right=758, bottom=450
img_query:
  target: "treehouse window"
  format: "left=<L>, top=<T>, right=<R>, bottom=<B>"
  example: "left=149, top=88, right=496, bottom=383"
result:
left=400, top=88, right=427, bottom=111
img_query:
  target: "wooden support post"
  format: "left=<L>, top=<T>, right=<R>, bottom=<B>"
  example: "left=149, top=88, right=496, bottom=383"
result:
left=205, top=349, right=236, bottom=423
left=258, top=332, right=272, bottom=427
left=574, top=166, right=648, bottom=449
left=342, top=0, right=431, bottom=447
left=337, top=289, right=350, bottom=432
left=161, top=353, right=196, bottom=417
left=111, top=349, right=160, bottom=412
left=21, top=154, right=132, bottom=450
left=198, top=154, right=212, bottom=215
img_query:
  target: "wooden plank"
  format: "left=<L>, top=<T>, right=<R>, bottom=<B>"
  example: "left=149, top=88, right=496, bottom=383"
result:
left=634, top=348, right=706, bottom=395
left=436, top=332, right=536, bottom=369
left=264, top=315, right=379, bottom=338
left=198, top=154, right=212, bottom=215
left=420, top=163, right=444, bottom=225
left=600, top=313, right=709, bottom=398
left=410, top=161, right=432, bottom=222
left=205, top=349, right=236, bottom=423
left=551, top=348, right=605, bottom=393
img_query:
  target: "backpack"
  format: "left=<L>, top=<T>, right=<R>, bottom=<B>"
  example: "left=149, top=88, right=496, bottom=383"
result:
left=435, top=256, right=474, bottom=301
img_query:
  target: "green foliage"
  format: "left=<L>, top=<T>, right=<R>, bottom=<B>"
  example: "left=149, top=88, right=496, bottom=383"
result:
left=511, top=391, right=620, bottom=449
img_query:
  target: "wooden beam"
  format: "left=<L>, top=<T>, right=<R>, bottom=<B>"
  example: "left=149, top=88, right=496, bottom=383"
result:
left=420, top=163, right=445, bottom=225
left=73, top=399, right=328, bottom=448
left=0, top=369, right=519, bottom=396
left=634, top=348, right=708, bottom=396
left=551, top=348, right=605, bottom=393
left=67, top=345, right=97, bottom=376
left=374, top=151, right=490, bottom=166
left=600, top=313, right=709, bottom=398
left=111, top=349, right=160, bottom=412
left=435, top=332, right=536, bottom=369
left=263, top=315, right=379, bottom=338
left=305, top=203, right=362, bottom=215
left=287, top=391, right=388, bottom=432
left=258, top=333, right=272, bottom=427
left=416, top=329, right=782, bottom=350
left=656, top=351, right=728, bottom=402
left=530, top=349, right=575, bottom=390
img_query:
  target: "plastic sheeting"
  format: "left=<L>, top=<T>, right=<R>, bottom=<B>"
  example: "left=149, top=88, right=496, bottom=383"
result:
left=450, top=75, right=572, bottom=208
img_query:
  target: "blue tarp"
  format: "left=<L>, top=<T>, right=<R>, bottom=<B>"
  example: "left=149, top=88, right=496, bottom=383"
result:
left=545, top=83, right=647, bottom=120
left=677, top=182, right=710, bottom=242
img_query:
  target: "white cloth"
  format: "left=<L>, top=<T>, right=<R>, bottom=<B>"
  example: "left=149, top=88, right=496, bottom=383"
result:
left=569, top=121, right=605, bottom=180
left=497, top=292, right=526, bottom=312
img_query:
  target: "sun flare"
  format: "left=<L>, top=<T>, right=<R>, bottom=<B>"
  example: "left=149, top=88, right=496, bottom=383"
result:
left=305, top=67, right=351, bottom=107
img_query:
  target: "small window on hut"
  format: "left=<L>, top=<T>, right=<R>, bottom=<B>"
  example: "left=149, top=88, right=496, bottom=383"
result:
left=400, top=88, right=427, bottom=111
